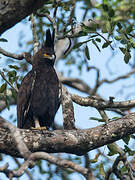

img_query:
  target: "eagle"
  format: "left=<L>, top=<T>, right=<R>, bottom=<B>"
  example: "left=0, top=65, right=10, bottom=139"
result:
left=17, top=29, right=60, bottom=129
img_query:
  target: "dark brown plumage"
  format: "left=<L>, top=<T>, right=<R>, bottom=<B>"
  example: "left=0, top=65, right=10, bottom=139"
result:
left=17, top=29, right=60, bottom=129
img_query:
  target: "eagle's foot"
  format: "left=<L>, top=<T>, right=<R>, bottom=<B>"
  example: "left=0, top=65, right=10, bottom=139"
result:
left=31, top=126, right=47, bottom=130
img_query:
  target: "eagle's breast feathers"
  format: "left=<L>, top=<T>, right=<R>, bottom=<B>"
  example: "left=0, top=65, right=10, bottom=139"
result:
left=17, top=29, right=61, bottom=129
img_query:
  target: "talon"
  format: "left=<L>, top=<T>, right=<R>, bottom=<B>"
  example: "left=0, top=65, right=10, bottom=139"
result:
left=31, top=126, right=47, bottom=130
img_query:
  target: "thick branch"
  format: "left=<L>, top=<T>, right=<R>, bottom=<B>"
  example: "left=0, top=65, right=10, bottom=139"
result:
left=0, top=117, right=31, bottom=159
left=0, top=113, right=135, bottom=157
left=62, top=85, right=76, bottom=129
left=0, top=0, right=47, bottom=35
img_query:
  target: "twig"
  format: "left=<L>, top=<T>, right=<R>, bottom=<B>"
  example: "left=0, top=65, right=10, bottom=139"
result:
left=0, top=163, right=9, bottom=171
left=90, top=67, right=100, bottom=95
left=53, top=0, right=58, bottom=19
left=105, top=156, right=124, bottom=180
left=30, top=14, right=39, bottom=55
left=36, top=12, right=57, bottom=35
left=98, top=109, right=109, bottom=123
left=99, top=69, right=135, bottom=86
left=96, top=32, right=114, bottom=50
left=122, top=156, right=134, bottom=180
left=105, top=155, right=134, bottom=180
left=0, top=70, right=18, bottom=93
left=67, top=0, right=76, bottom=24
left=60, top=75, right=92, bottom=95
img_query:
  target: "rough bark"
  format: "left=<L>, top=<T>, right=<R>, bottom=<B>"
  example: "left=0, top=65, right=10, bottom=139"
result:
left=0, top=0, right=47, bottom=35
left=0, top=113, right=135, bottom=158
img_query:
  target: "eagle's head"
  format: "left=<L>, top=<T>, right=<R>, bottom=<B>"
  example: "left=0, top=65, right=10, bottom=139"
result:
left=42, top=29, right=56, bottom=64
left=33, top=29, right=56, bottom=66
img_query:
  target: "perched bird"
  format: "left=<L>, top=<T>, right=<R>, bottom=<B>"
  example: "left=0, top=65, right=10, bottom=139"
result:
left=17, top=29, right=60, bottom=129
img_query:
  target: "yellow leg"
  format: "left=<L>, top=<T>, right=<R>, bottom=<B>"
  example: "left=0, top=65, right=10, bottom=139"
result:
left=31, top=117, right=47, bottom=130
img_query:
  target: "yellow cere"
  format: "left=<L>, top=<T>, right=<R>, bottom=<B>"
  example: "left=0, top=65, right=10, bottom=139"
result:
left=44, top=53, right=50, bottom=57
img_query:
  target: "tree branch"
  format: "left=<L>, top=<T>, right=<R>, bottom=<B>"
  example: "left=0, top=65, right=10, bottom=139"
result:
left=0, top=113, right=135, bottom=157
left=0, top=152, right=93, bottom=179
left=71, top=94, right=135, bottom=110
left=60, top=76, right=92, bottom=95
left=0, top=117, right=31, bottom=159
left=61, top=85, right=76, bottom=129
left=0, top=47, right=32, bottom=64
left=30, top=14, right=39, bottom=55
left=0, top=0, right=47, bottom=35
left=0, top=47, right=25, bottom=60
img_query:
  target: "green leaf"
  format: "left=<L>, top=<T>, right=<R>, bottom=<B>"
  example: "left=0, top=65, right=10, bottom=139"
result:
left=124, top=51, right=131, bottom=64
left=121, top=166, right=128, bottom=174
left=7, top=70, right=17, bottom=77
left=90, top=153, right=100, bottom=163
left=106, top=21, right=111, bottom=32
left=129, top=38, right=135, bottom=48
left=108, top=8, right=115, bottom=17
left=95, top=38, right=101, bottom=42
left=5, top=95, right=10, bottom=110
left=37, top=6, right=50, bottom=14
left=126, top=25, right=133, bottom=34
left=117, top=22, right=122, bottom=30
left=92, top=12, right=96, bottom=18
left=0, top=83, right=7, bottom=93
left=90, top=117, right=105, bottom=122
left=0, top=38, right=8, bottom=42
left=120, top=38, right=128, bottom=45
left=66, top=58, right=75, bottom=65
left=92, top=39, right=101, bottom=52
left=72, top=42, right=84, bottom=49
left=73, top=39, right=91, bottom=50
left=8, top=65, right=20, bottom=70
left=124, top=145, right=135, bottom=156
left=115, top=36, right=122, bottom=41
left=81, top=23, right=97, bottom=32
left=102, top=41, right=112, bottom=48
left=90, top=35, right=98, bottom=38
left=107, top=144, right=119, bottom=156
left=119, top=47, right=126, bottom=54
left=111, top=117, right=120, bottom=120
left=123, top=135, right=130, bottom=145
left=84, top=45, right=90, bottom=60
left=102, top=4, right=108, bottom=11
left=99, top=163, right=105, bottom=178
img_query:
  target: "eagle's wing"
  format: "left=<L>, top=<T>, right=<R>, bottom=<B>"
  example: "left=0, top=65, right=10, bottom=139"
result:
left=17, top=70, right=34, bottom=128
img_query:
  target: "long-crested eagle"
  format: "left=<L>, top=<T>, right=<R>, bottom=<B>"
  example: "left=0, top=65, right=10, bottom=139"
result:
left=17, top=29, right=60, bottom=129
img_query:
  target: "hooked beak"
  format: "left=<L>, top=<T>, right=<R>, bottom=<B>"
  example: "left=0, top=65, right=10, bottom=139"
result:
left=44, top=53, right=55, bottom=60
